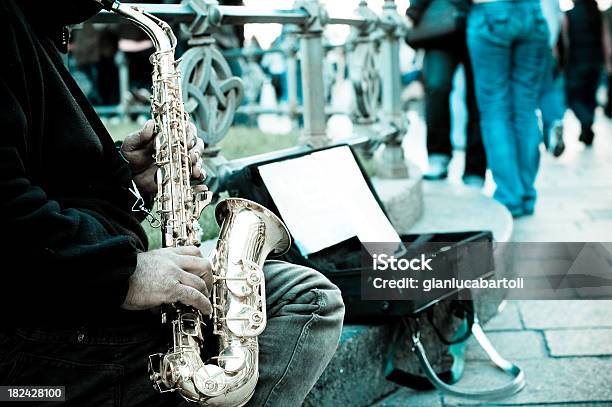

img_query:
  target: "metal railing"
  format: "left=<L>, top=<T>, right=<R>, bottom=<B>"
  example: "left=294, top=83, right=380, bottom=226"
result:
left=90, top=0, right=411, bottom=190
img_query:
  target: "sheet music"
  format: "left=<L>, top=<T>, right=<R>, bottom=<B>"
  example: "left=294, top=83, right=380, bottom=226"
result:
left=258, top=146, right=402, bottom=256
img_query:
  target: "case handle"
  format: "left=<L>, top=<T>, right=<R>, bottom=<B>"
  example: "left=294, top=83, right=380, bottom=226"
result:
left=409, top=315, right=525, bottom=401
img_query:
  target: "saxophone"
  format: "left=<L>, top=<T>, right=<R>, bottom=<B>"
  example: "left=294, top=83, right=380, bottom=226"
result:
left=98, top=2, right=291, bottom=406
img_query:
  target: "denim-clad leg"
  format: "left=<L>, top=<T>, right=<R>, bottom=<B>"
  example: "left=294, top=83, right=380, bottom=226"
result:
left=463, top=44, right=487, bottom=178
left=539, top=52, right=565, bottom=140
left=467, top=8, right=522, bottom=213
left=512, top=28, right=548, bottom=212
left=423, top=47, right=461, bottom=160
left=423, top=41, right=486, bottom=179
left=565, top=63, right=601, bottom=128
left=246, top=260, right=345, bottom=407
left=0, top=261, right=344, bottom=407
left=467, top=0, right=548, bottom=215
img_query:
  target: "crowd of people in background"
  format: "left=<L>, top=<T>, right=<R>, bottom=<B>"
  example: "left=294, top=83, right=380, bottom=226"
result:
left=410, top=0, right=612, bottom=218
left=68, top=0, right=612, bottom=220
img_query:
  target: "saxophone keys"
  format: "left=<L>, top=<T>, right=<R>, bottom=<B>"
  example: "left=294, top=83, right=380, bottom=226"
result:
left=217, top=347, right=247, bottom=373
left=225, top=260, right=264, bottom=297
left=193, top=365, right=227, bottom=397
left=226, top=303, right=266, bottom=337
left=246, top=271, right=262, bottom=286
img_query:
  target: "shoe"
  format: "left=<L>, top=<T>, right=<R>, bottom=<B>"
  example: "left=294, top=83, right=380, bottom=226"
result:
left=462, top=174, right=485, bottom=188
left=523, top=203, right=535, bottom=216
left=548, top=121, right=565, bottom=157
left=509, top=207, right=525, bottom=218
left=424, top=154, right=450, bottom=180
left=579, top=126, right=594, bottom=147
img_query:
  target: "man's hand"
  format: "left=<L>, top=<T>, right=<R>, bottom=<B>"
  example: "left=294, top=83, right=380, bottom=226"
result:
left=122, top=246, right=214, bottom=315
left=121, top=120, right=206, bottom=196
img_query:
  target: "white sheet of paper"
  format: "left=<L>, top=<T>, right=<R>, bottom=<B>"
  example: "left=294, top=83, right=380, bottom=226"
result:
left=258, top=146, right=402, bottom=256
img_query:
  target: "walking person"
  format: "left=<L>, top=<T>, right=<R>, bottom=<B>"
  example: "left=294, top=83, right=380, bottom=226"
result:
left=562, top=0, right=604, bottom=146
left=539, top=0, right=566, bottom=157
left=406, top=0, right=487, bottom=187
left=467, top=0, right=549, bottom=217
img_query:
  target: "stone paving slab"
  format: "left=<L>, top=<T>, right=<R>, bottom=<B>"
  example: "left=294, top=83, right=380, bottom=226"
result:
left=373, top=170, right=424, bottom=235
left=518, top=207, right=591, bottom=222
left=545, top=328, right=612, bottom=357
left=375, top=391, right=611, bottom=406
left=409, top=182, right=513, bottom=243
left=519, top=300, right=612, bottom=329
left=513, top=217, right=580, bottom=231
left=443, top=357, right=612, bottom=405
left=449, top=403, right=611, bottom=406
left=507, top=404, right=612, bottom=407
left=574, top=220, right=612, bottom=242
left=465, top=330, right=546, bottom=361
left=511, top=224, right=584, bottom=243
left=372, top=389, right=443, bottom=407
left=482, top=302, right=523, bottom=331
left=586, top=209, right=612, bottom=221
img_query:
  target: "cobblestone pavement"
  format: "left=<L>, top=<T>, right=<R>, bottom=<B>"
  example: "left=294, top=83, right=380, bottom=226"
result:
left=382, top=109, right=612, bottom=406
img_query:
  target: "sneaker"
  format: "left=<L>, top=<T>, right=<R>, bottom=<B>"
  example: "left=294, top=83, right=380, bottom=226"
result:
left=548, top=122, right=565, bottom=157
left=462, top=174, right=485, bottom=189
left=424, top=154, right=450, bottom=180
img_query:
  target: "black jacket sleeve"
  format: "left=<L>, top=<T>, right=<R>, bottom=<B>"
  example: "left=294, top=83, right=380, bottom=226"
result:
left=0, top=78, right=138, bottom=322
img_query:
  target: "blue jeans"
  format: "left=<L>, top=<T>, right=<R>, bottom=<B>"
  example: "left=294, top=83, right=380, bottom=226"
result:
left=467, top=0, right=549, bottom=215
left=539, top=51, right=565, bottom=143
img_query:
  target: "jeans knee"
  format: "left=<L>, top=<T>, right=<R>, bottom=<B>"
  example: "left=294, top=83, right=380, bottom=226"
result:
left=316, top=285, right=345, bottom=327
left=304, top=270, right=345, bottom=321
left=311, top=285, right=345, bottom=353
left=269, top=264, right=345, bottom=324
left=300, top=269, right=345, bottom=332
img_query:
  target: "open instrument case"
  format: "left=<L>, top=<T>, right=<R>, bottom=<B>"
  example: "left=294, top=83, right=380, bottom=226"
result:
left=224, top=144, right=494, bottom=322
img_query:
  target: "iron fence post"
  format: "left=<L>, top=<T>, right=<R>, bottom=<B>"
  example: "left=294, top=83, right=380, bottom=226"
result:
left=295, top=0, right=330, bottom=148
left=377, top=0, right=409, bottom=178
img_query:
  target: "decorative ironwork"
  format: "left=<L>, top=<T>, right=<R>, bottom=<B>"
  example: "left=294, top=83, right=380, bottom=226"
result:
left=89, top=1, right=413, bottom=182
left=179, top=44, right=244, bottom=146
left=349, top=41, right=381, bottom=122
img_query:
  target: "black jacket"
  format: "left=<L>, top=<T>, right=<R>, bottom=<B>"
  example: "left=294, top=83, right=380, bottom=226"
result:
left=565, top=0, right=604, bottom=65
left=0, top=0, right=152, bottom=326
left=405, top=0, right=471, bottom=25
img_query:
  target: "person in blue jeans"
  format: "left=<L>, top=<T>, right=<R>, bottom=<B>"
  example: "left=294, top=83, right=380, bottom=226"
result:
left=539, top=0, right=565, bottom=157
left=467, top=0, right=549, bottom=217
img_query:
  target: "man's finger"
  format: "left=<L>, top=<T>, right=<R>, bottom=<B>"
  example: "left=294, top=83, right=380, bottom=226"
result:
left=178, top=270, right=209, bottom=296
left=195, top=137, right=204, bottom=154
left=133, top=166, right=158, bottom=195
left=122, top=120, right=156, bottom=152
left=171, top=246, right=203, bottom=257
left=139, top=120, right=156, bottom=144
left=175, top=285, right=212, bottom=315
left=123, top=145, right=155, bottom=173
left=187, top=122, right=197, bottom=148
left=175, top=252, right=211, bottom=272
left=192, top=162, right=201, bottom=180
left=190, top=149, right=200, bottom=165
left=176, top=256, right=213, bottom=290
